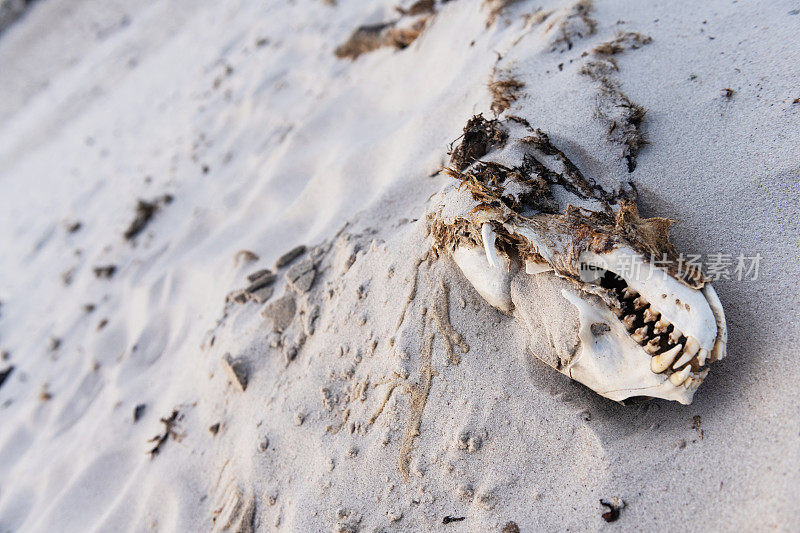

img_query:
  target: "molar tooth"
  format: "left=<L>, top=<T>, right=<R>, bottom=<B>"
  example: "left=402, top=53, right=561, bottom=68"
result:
left=669, top=365, right=692, bottom=386
left=612, top=305, right=625, bottom=318
left=633, top=296, right=648, bottom=310
left=643, top=308, right=659, bottom=323
left=650, top=344, right=683, bottom=373
left=697, top=348, right=709, bottom=367
left=668, top=326, right=683, bottom=344
left=644, top=336, right=662, bottom=354
left=631, top=326, right=648, bottom=344
left=653, top=318, right=670, bottom=335
left=622, top=314, right=637, bottom=330
left=481, top=223, right=500, bottom=269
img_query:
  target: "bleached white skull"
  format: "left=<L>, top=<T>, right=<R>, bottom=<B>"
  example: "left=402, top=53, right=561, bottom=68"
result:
left=428, top=116, right=727, bottom=404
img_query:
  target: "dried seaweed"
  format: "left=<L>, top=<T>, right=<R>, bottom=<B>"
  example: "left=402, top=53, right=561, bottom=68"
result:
left=334, top=12, right=429, bottom=60
left=581, top=31, right=652, bottom=172
left=548, top=0, right=596, bottom=52
left=124, top=195, right=173, bottom=241
left=448, top=114, right=508, bottom=170
left=147, top=409, right=182, bottom=457
left=489, top=76, right=525, bottom=115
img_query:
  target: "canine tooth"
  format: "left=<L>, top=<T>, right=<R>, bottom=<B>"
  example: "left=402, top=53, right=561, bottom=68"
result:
left=669, top=365, right=692, bottom=386
left=672, top=350, right=695, bottom=370
left=684, top=336, right=700, bottom=357
left=643, top=308, right=659, bottom=323
left=481, top=223, right=500, bottom=269
left=650, top=344, right=682, bottom=373
left=697, top=348, right=709, bottom=366
left=633, top=296, right=648, bottom=310
left=631, top=326, right=648, bottom=344
left=668, top=326, right=683, bottom=344
left=644, top=336, right=662, bottom=354
left=622, top=314, right=637, bottom=330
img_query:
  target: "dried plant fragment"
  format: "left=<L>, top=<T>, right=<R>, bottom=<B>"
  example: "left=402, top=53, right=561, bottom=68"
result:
left=334, top=4, right=433, bottom=60
left=448, top=114, right=508, bottom=170
left=581, top=31, right=652, bottom=172
left=124, top=194, right=173, bottom=241
left=489, top=75, right=525, bottom=115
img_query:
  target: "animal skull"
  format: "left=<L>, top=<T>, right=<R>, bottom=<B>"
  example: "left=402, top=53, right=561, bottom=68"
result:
left=428, top=116, right=727, bottom=404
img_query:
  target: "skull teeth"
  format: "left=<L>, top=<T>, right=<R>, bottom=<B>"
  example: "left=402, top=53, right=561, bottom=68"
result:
left=631, top=326, right=648, bottom=344
left=669, top=365, right=692, bottom=386
left=650, top=344, right=683, bottom=373
left=672, top=336, right=700, bottom=370
left=644, top=336, right=662, bottom=354
left=599, top=273, right=713, bottom=381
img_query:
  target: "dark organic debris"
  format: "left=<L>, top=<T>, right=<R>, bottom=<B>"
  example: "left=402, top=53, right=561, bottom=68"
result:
left=209, top=422, right=221, bottom=435
left=133, top=403, right=146, bottom=422
left=692, top=415, right=703, bottom=439
left=48, top=337, right=61, bottom=352
left=489, top=76, right=525, bottom=115
left=93, top=265, right=117, bottom=279
left=548, top=0, right=596, bottom=52
left=722, top=87, right=735, bottom=98
left=448, top=114, right=508, bottom=171
left=0, top=366, right=13, bottom=390
left=83, top=303, right=96, bottom=313
left=335, top=3, right=435, bottom=60
left=123, top=195, right=173, bottom=241
left=148, top=409, right=183, bottom=457
left=66, top=221, right=82, bottom=233
left=97, top=318, right=108, bottom=330
left=600, top=498, right=624, bottom=522
left=275, top=245, right=307, bottom=268
left=592, top=31, right=652, bottom=55
left=442, top=515, right=466, bottom=524
left=335, top=20, right=426, bottom=59
left=581, top=31, right=652, bottom=172
left=396, top=0, right=435, bottom=16
left=793, top=97, right=800, bottom=104
left=502, top=522, right=521, bottom=533
left=39, top=385, right=52, bottom=402
left=484, top=0, right=524, bottom=26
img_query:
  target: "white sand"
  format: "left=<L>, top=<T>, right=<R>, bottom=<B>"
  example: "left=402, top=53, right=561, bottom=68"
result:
left=0, top=0, right=798, bottom=531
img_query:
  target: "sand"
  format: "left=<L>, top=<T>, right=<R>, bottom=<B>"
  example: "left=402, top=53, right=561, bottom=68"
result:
left=0, top=0, right=798, bottom=531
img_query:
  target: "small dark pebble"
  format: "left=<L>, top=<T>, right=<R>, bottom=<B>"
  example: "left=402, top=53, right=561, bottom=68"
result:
left=93, top=265, right=117, bottom=279
left=502, top=522, right=520, bottom=533
left=97, top=319, right=108, bottom=331
left=83, top=304, right=96, bottom=313
left=133, top=403, right=147, bottom=423
left=66, top=221, right=82, bottom=233
left=209, top=422, right=220, bottom=435
left=0, top=366, right=14, bottom=390
left=442, top=516, right=466, bottom=524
